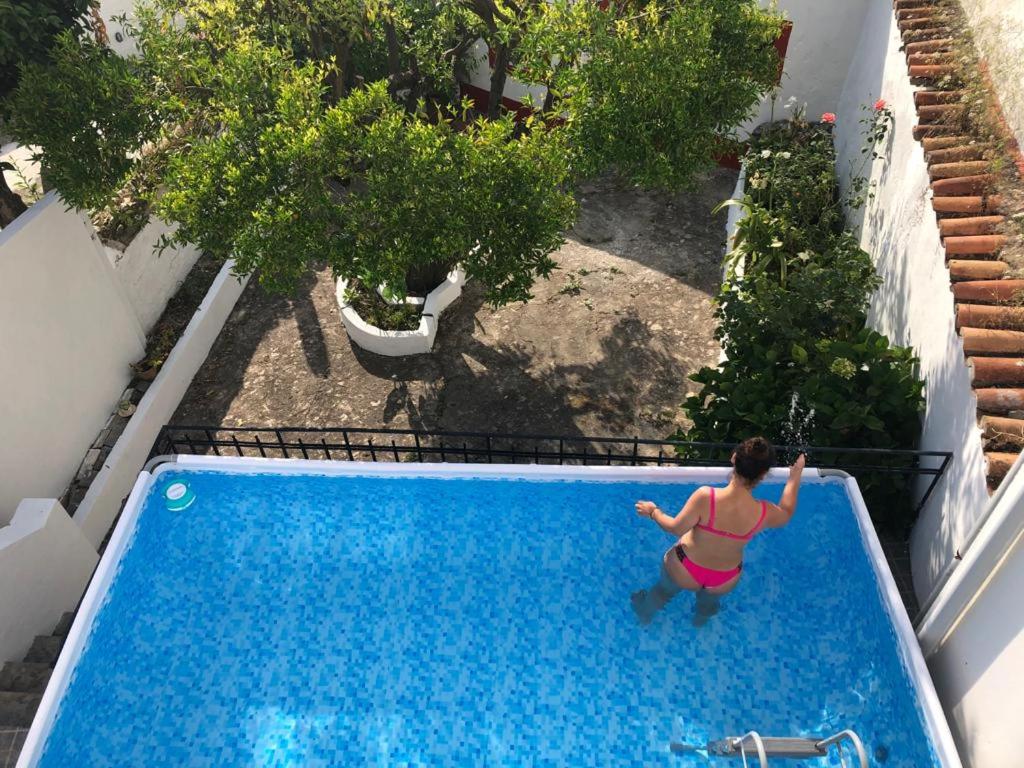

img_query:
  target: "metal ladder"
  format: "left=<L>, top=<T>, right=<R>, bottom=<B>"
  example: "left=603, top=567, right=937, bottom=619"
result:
left=672, top=729, right=868, bottom=767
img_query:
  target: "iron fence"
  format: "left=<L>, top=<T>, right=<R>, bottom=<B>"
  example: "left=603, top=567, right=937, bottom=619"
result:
left=152, top=425, right=952, bottom=517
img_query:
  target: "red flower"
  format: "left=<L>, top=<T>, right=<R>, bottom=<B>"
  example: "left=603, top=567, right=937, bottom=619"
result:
left=821, top=112, right=837, bottom=124
left=874, top=99, right=887, bottom=111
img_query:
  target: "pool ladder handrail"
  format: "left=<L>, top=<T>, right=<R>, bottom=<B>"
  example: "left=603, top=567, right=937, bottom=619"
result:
left=706, top=728, right=868, bottom=768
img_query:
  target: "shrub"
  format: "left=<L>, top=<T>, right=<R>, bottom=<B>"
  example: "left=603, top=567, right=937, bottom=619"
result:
left=680, top=118, right=925, bottom=531
left=7, top=32, right=155, bottom=213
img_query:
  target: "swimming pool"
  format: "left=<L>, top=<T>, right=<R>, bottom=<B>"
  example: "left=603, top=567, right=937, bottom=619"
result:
left=19, top=459, right=961, bottom=767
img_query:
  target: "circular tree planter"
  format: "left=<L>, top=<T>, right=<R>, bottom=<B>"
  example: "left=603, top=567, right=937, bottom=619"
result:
left=335, top=267, right=467, bottom=356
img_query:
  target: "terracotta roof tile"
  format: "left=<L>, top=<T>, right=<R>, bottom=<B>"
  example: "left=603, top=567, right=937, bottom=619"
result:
left=901, top=0, right=1024, bottom=492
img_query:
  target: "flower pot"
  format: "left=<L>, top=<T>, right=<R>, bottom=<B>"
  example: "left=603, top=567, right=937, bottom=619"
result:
left=336, top=267, right=467, bottom=356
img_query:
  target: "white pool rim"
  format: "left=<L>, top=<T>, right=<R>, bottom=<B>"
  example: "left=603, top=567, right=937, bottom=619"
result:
left=16, top=458, right=963, bottom=768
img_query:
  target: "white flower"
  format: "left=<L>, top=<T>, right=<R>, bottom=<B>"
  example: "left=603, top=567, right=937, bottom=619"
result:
left=760, top=149, right=772, bottom=158
left=784, top=95, right=798, bottom=110
left=779, top=151, right=792, bottom=159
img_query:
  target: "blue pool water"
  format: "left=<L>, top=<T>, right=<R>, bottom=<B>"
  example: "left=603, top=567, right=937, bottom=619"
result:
left=39, top=470, right=940, bottom=767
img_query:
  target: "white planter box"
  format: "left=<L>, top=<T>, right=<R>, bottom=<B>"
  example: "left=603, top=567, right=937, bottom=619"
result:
left=336, top=267, right=466, bottom=356
left=73, top=260, right=250, bottom=548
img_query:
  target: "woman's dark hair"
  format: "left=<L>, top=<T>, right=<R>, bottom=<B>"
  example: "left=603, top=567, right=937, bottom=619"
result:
left=733, top=437, right=776, bottom=483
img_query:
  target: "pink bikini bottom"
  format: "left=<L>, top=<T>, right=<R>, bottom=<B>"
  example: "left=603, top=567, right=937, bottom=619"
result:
left=674, top=544, right=741, bottom=589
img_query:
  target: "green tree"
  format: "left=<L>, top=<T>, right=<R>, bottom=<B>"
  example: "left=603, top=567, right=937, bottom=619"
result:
left=0, top=0, right=93, bottom=226
left=6, top=0, right=782, bottom=314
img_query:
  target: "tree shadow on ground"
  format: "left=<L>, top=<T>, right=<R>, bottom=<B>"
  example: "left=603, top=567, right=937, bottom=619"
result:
left=352, top=283, right=693, bottom=439
left=171, top=271, right=318, bottom=425
left=290, top=272, right=330, bottom=378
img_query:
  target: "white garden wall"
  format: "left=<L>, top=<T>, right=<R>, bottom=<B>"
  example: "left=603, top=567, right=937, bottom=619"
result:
left=105, top=218, right=202, bottom=333
left=746, top=0, right=872, bottom=131
left=96, top=0, right=139, bottom=56
left=0, top=194, right=146, bottom=524
left=0, top=499, right=98, bottom=663
left=926, top=457, right=1024, bottom=768
left=73, top=261, right=250, bottom=549
left=833, top=0, right=989, bottom=601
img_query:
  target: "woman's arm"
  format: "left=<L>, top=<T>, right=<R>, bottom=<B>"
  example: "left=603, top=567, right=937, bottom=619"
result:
left=635, top=487, right=709, bottom=537
left=765, top=454, right=806, bottom=528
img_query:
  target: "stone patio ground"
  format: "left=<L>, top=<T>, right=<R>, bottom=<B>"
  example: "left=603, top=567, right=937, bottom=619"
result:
left=173, top=170, right=737, bottom=440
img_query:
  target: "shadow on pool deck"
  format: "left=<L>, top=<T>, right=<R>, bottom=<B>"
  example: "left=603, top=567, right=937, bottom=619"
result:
left=173, top=171, right=736, bottom=440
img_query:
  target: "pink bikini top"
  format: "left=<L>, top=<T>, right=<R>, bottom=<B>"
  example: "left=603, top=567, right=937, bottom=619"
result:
left=695, top=488, right=766, bottom=541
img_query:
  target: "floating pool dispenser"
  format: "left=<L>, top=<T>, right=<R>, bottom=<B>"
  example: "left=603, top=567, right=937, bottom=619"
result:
left=164, top=481, right=196, bottom=511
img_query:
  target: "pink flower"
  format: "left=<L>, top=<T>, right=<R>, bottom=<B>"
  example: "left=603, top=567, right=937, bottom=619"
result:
left=821, top=112, right=837, bottom=124
left=874, top=99, right=887, bottom=111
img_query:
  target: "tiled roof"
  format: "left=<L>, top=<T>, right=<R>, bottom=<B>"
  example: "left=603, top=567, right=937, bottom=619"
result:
left=896, top=0, right=1024, bottom=491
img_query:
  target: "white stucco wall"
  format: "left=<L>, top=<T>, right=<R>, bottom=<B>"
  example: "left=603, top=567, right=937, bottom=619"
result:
left=0, top=193, right=146, bottom=524
left=106, top=218, right=202, bottom=333
left=959, top=0, right=1024, bottom=148
left=96, top=0, right=139, bottom=56
left=745, top=0, right=871, bottom=130
left=928, top=503, right=1024, bottom=768
left=0, top=499, right=98, bottom=663
left=833, top=0, right=989, bottom=600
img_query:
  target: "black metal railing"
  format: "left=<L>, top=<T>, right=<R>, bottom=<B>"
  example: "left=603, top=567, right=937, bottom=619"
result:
left=152, top=425, right=953, bottom=516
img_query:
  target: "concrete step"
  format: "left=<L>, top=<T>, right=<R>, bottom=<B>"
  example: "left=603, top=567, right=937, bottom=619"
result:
left=0, top=662, right=52, bottom=694
left=0, top=691, right=42, bottom=728
left=23, top=635, right=62, bottom=665
left=52, top=612, right=75, bottom=639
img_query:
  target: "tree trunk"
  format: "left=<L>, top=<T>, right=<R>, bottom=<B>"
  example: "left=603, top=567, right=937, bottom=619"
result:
left=488, top=43, right=512, bottom=119
left=327, top=39, right=353, bottom=103
left=384, top=21, right=402, bottom=77
left=0, top=168, right=27, bottom=228
left=406, top=260, right=455, bottom=296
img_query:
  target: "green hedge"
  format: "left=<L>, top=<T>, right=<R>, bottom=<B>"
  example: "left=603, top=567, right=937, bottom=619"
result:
left=677, top=121, right=925, bottom=531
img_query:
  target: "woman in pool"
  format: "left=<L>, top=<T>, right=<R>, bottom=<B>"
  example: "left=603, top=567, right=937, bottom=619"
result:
left=631, top=437, right=805, bottom=626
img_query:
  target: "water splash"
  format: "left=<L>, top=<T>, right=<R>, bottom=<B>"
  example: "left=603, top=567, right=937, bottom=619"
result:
left=781, top=393, right=816, bottom=463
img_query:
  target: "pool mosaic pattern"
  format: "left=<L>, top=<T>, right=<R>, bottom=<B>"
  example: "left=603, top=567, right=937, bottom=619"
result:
left=38, top=472, right=940, bottom=767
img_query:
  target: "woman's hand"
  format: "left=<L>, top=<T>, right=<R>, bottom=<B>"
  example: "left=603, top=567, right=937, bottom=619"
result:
left=635, top=501, right=657, bottom=518
left=790, top=454, right=806, bottom=475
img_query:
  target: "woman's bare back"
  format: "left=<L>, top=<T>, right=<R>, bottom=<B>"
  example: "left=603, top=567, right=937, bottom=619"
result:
left=678, top=485, right=767, bottom=570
